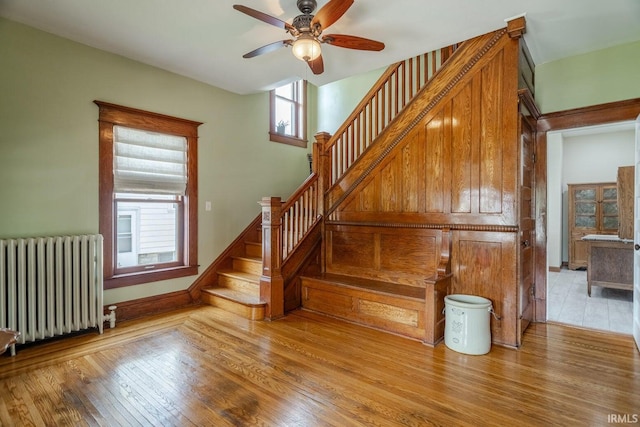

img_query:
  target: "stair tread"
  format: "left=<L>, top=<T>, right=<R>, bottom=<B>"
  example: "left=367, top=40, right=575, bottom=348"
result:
left=301, top=273, right=426, bottom=300
left=218, top=269, right=261, bottom=282
left=232, top=255, right=262, bottom=263
left=202, top=287, right=266, bottom=307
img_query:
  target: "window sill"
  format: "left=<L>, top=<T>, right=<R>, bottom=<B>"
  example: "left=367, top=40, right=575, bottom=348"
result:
left=269, top=132, right=308, bottom=148
left=104, top=265, right=198, bottom=289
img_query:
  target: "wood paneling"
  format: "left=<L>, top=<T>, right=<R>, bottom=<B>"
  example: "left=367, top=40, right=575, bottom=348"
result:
left=332, top=30, right=519, bottom=229
left=617, top=166, right=634, bottom=240
left=479, top=50, right=505, bottom=214
left=317, top=27, right=524, bottom=346
left=451, top=81, right=474, bottom=213
left=451, top=230, right=517, bottom=347
left=425, top=109, right=447, bottom=213
left=326, top=225, right=442, bottom=286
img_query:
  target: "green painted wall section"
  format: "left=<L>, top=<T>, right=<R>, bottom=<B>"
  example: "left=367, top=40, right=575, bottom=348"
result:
left=0, top=18, right=312, bottom=304
left=316, top=66, right=384, bottom=135
left=536, top=40, right=640, bottom=113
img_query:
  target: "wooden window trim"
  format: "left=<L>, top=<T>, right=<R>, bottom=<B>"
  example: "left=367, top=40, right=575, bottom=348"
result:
left=269, top=80, right=308, bottom=148
left=95, top=100, right=201, bottom=289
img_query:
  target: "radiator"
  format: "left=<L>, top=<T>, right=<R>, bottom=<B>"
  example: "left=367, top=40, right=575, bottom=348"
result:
left=0, top=234, right=104, bottom=354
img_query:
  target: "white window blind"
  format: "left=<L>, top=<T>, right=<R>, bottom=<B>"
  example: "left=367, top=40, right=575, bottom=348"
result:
left=113, top=126, right=187, bottom=195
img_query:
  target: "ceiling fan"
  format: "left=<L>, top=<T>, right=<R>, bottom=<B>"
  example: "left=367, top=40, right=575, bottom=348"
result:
left=233, top=0, right=385, bottom=75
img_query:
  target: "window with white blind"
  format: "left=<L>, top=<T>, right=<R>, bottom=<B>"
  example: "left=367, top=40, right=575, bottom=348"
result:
left=95, top=101, right=201, bottom=289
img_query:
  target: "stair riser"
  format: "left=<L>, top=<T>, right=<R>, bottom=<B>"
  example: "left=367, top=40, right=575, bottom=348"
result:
left=245, top=242, right=262, bottom=258
left=233, top=258, right=262, bottom=275
left=218, top=275, right=260, bottom=296
left=202, top=293, right=265, bottom=320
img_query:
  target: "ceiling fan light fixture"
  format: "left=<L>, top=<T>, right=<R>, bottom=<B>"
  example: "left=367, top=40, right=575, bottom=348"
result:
left=291, top=34, right=321, bottom=62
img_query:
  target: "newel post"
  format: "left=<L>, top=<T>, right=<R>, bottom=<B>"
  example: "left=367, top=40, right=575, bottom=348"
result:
left=313, top=132, right=332, bottom=213
left=313, top=131, right=331, bottom=273
left=259, top=196, right=284, bottom=320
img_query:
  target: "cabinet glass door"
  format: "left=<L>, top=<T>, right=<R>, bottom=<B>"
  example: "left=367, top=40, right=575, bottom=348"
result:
left=602, top=187, right=619, bottom=231
left=574, top=188, right=596, bottom=228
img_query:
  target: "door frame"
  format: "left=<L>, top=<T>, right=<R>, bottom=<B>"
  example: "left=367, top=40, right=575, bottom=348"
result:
left=534, top=97, right=640, bottom=322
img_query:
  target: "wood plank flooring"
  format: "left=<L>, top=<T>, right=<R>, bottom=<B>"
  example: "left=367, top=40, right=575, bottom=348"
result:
left=1, top=305, right=638, bottom=426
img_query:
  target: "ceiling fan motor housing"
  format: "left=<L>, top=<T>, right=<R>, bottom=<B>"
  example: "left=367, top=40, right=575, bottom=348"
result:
left=297, top=0, right=317, bottom=14
left=293, top=14, right=315, bottom=33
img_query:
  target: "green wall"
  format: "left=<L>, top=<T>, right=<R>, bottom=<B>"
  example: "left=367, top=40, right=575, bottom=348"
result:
left=316, top=67, right=384, bottom=134
left=316, top=39, right=640, bottom=120
left=0, top=18, right=312, bottom=304
left=536, top=40, right=640, bottom=113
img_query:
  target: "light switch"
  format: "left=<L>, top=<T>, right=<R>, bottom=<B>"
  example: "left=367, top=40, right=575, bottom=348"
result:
left=205, top=201, right=211, bottom=211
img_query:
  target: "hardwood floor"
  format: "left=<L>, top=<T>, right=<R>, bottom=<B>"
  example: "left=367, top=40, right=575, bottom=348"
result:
left=1, top=306, right=638, bottom=426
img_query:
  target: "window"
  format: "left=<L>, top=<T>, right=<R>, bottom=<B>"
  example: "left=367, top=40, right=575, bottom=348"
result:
left=269, top=79, right=307, bottom=148
left=95, top=101, right=201, bottom=289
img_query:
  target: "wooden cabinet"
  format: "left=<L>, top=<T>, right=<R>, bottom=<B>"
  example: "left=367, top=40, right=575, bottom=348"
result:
left=584, top=236, right=633, bottom=296
left=617, top=166, right=634, bottom=240
left=568, top=183, right=618, bottom=270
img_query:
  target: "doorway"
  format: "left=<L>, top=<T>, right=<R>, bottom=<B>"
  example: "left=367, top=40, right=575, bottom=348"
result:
left=538, top=99, right=640, bottom=333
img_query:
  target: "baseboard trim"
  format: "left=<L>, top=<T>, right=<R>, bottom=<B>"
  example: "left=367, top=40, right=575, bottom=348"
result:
left=106, top=290, right=199, bottom=322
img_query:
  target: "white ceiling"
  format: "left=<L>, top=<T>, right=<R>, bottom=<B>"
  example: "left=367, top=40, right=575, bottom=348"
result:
left=1, top=0, right=639, bottom=95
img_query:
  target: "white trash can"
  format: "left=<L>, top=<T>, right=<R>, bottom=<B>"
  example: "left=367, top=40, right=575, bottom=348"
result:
left=444, top=294, right=493, bottom=355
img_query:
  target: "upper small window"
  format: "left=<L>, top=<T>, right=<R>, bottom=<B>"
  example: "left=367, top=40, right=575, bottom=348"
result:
left=269, top=79, right=307, bottom=148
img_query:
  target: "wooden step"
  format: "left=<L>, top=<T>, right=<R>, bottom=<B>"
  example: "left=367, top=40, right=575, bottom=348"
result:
left=201, top=288, right=265, bottom=320
left=300, top=273, right=447, bottom=345
left=232, top=255, right=262, bottom=275
left=217, top=269, right=261, bottom=295
left=245, top=241, right=262, bottom=258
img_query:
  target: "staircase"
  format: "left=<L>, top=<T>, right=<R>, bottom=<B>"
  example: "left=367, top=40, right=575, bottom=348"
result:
left=198, top=45, right=461, bottom=323
left=200, top=219, right=267, bottom=320
left=197, top=19, right=531, bottom=348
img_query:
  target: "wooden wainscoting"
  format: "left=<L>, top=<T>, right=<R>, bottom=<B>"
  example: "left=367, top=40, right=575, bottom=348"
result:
left=1, top=306, right=638, bottom=426
left=301, top=225, right=450, bottom=345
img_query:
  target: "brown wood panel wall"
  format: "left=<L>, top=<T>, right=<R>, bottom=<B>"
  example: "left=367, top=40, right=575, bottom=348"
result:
left=451, top=230, right=517, bottom=347
left=325, top=225, right=442, bottom=287
left=322, top=28, right=523, bottom=347
left=332, top=36, right=519, bottom=229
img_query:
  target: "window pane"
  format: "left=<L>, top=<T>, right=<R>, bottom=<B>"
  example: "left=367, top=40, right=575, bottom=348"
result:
left=575, top=215, right=596, bottom=228
left=574, top=189, right=596, bottom=200
left=603, top=216, right=619, bottom=229
left=275, top=83, right=293, bottom=99
left=603, top=188, right=617, bottom=200
left=602, top=202, right=618, bottom=215
left=575, top=202, right=596, bottom=215
left=115, top=195, right=180, bottom=269
left=275, top=98, right=294, bottom=135
left=117, top=214, right=132, bottom=254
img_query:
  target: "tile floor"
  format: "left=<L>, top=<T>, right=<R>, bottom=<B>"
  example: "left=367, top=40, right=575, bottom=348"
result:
left=547, top=268, right=634, bottom=335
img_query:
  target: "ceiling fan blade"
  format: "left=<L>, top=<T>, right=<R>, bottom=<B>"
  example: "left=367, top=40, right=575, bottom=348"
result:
left=243, top=40, right=292, bottom=58
left=308, top=55, right=324, bottom=75
left=311, top=0, right=354, bottom=30
left=233, top=5, right=295, bottom=32
left=322, top=34, right=385, bottom=51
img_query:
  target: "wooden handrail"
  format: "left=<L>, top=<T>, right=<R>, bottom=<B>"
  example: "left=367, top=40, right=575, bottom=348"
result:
left=323, top=44, right=459, bottom=187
